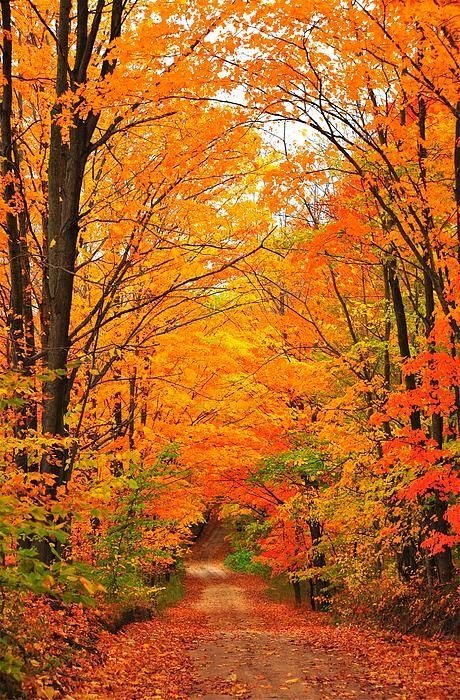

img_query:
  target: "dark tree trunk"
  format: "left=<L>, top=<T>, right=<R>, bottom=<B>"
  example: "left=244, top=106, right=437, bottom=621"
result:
left=308, top=519, right=328, bottom=610
left=38, top=0, right=124, bottom=563
left=292, top=579, right=302, bottom=607
left=451, top=101, right=460, bottom=434
left=382, top=262, right=392, bottom=438
left=1, top=0, right=37, bottom=476
left=397, top=538, right=418, bottom=581
left=129, top=368, right=137, bottom=451
left=423, top=496, right=454, bottom=585
left=387, top=256, right=421, bottom=432
left=1, top=0, right=25, bottom=368
left=387, top=255, right=453, bottom=583
left=417, top=100, right=454, bottom=584
left=455, top=100, right=460, bottom=264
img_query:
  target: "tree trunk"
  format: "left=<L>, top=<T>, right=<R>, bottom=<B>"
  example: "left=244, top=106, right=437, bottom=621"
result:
left=387, top=256, right=421, bottom=431
left=418, top=97, right=454, bottom=583
left=39, top=0, right=124, bottom=563
left=382, top=262, right=392, bottom=438
left=308, top=519, right=328, bottom=610
left=388, top=257, right=453, bottom=584
left=129, top=368, right=137, bottom=451
left=292, top=579, right=302, bottom=607
left=1, top=0, right=37, bottom=475
left=455, top=100, right=460, bottom=264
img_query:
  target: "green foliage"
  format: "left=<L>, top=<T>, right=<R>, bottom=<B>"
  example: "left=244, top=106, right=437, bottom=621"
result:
left=222, top=507, right=270, bottom=550
left=0, top=493, right=102, bottom=597
left=0, top=494, right=104, bottom=687
left=221, top=509, right=270, bottom=575
left=155, top=572, right=186, bottom=613
left=251, top=447, right=331, bottom=487
left=97, top=443, right=183, bottom=601
left=224, top=548, right=269, bottom=576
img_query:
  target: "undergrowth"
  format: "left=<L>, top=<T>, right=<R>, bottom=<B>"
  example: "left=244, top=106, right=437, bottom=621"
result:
left=224, top=547, right=270, bottom=576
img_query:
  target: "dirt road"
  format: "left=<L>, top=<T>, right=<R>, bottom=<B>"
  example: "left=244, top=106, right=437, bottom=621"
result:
left=187, top=523, right=385, bottom=699
left=73, top=520, right=460, bottom=700
left=188, top=565, right=367, bottom=699
left=186, top=521, right=459, bottom=699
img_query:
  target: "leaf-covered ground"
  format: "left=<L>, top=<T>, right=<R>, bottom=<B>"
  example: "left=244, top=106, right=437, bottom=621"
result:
left=68, top=532, right=460, bottom=700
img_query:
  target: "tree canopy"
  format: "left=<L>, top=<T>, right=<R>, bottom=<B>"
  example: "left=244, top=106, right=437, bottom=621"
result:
left=0, top=0, right=459, bottom=694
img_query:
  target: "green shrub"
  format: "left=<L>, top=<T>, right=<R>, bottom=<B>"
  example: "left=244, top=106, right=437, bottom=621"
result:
left=224, top=548, right=269, bottom=576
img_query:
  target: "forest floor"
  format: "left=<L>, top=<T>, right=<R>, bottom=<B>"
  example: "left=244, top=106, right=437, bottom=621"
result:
left=71, top=522, right=460, bottom=700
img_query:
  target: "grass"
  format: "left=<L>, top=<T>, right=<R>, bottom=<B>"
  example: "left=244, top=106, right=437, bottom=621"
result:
left=155, top=572, right=186, bottom=613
